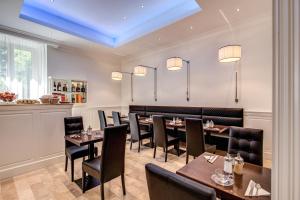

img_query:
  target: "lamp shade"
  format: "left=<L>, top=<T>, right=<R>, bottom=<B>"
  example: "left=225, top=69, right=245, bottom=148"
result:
left=218, top=45, right=241, bottom=63
left=166, top=57, right=183, bottom=71
left=134, top=66, right=147, bottom=76
left=111, top=72, right=123, bottom=80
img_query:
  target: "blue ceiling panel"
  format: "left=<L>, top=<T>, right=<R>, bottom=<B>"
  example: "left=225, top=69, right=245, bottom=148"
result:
left=19, top=0, right=201, bottom=47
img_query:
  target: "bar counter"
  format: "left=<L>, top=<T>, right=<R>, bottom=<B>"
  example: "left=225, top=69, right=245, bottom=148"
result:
left=0, top=103, right=73, bottom=180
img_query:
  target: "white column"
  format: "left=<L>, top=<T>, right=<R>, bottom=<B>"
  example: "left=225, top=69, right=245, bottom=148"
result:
left=273, top=0, right=300, bottom=199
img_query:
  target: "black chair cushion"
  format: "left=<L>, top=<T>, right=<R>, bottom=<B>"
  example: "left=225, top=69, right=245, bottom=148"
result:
left=145, top=163, right=216, bottom=200
left=82, top=156, right=101, bottom=178
left=167, top=135, right=180, bottom=145
left=140, top=130, right=152, bottom=139
left=228, top=126, right=263, bottom=166
left=66, top=146, right=97, bottom=160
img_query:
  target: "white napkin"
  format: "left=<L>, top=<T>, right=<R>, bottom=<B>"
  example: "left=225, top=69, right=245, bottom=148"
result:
left=245, top=180, right=270, bottom=197
left=204, top=155, right=218, bottom=163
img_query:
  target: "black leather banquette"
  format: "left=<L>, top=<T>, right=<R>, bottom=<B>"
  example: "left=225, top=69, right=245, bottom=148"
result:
left=129, top=105, right=243, bottom=127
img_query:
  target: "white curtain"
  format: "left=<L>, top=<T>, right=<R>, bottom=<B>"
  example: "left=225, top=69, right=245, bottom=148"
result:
left=0, top=33, right=47, bottom=99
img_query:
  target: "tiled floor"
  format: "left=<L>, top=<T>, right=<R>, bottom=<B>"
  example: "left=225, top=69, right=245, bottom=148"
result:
left=0, top=141, right=271, bottom=200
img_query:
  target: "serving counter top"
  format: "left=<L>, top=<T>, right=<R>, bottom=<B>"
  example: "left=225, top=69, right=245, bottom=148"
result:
left=0, top=103, right=73, bottom=111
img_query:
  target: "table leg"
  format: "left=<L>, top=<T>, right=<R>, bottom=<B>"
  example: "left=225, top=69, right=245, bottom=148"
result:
left=88, top=143, right=94, bottom=159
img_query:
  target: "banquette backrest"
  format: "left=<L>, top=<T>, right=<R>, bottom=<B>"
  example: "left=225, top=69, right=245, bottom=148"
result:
left=129, top=105, right=244, bottom=127
left=202, top=107, right=244, bottom=127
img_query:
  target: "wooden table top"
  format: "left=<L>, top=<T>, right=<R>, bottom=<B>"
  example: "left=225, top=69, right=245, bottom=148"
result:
left=176, top=153, right=271, bottom=200
left=64, top=130, right=104, bottom=146
left=107, top=115, right=128, bottom=119
left=138, top=117, right=229, bottom=135
left=139, top=118, right=185, bottom=128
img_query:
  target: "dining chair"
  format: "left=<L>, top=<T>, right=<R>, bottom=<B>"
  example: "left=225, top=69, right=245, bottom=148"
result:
left=145, top=163, right=216, bottom=200
left=128, top=113, right=153, bottom=152
left=64, top=116, right=98, bottom=182
left=228, top=126, right=263, bottom=166
left=112, top=111, right=121, bottom=126
left=185, top=118, right=216, bottom=164
left=152, top=115, right=180, bottom=162
left=82, top=124, right=128, bottom=200
left=98, top=110, right=113, bottom=131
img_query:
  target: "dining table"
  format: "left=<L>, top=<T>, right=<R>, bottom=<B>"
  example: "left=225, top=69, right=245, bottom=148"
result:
left=64, top=130, right=104, bottom=191
left=176, top=153, right=271, bottom=200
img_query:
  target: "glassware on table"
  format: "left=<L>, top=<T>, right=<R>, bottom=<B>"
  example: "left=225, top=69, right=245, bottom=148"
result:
left=206, top=120, right=210, bottom=128
left=223, top=153, right=234, bottom=174
left=87, top=125, right=92, bottom=135
left=233, top=153, right=244, bottom=175
left=211, top=168, right=234, bottom=186
left=209, top=120, right=214, bottom=128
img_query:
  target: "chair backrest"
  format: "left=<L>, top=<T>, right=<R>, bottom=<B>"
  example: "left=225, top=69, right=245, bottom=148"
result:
left=145, top=163, right=216, bottom=200
left=186, top=118, right=205, bottom=157
left=228, top=126, right=263, bottom=166
left=112, top=111, right=121, bottom=126
left=129, top=113, right=141, bottom=140
left=64, top=116, right=84, bottom=147
left=100, top=124, right=128, bottom=183
left=153, top=115, right=167, bottom=147
left=98, top=110, right=107, bottom=131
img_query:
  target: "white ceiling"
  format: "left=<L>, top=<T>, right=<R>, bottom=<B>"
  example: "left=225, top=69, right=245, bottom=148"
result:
left=0, top=0, right=272, bottom=60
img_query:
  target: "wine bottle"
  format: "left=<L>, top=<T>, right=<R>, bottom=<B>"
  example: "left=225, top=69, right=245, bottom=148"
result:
left=76, top=83, right=80, bottom=92
left=57, top=82, right=61, bottom=91
left=81, top=84, right=85, bottom=92
left=53, top=81, right=57, bottom=91
left=63, top=84, right=67, bottom=92
left=71, top=84, right=75, bottom=92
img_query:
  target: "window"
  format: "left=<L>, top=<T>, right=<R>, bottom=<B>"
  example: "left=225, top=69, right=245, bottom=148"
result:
left=0, top=33, right=47, bottom=99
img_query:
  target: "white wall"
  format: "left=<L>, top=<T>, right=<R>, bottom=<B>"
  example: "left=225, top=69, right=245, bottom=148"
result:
left=121, top=16, right=273, bottom=161
left=121, top=17, right=272, bottom=111
left=47, top=47, right=122, bottom=128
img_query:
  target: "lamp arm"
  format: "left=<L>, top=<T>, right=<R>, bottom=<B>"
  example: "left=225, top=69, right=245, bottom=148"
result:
left=130, top=73, right=134, bottom=102
left=154, top=68, right=157, bottom=101
left=183, top=60, right=190, bottom=101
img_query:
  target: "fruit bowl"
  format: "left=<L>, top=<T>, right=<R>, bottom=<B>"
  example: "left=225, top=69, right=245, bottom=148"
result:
left=0, top=92, right=17, bottom=102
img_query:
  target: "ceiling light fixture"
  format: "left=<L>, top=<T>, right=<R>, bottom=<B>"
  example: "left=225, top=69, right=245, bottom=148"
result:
left=50, top=0, right=54, bottom=2
left=190, top=26, right=193, bottom=30
left=236, top=8, right=240, bottom=12
left=140, top=4, right=144, bottom=8
left=166, top=57, right=191, bottom=101
left=218, top=45, right=241, bottom=63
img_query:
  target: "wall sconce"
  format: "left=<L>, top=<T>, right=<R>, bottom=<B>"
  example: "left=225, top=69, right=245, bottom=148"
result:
left=166, top=57, right=190, bottom=101
left=112, top=71, right=134, bottom=102
left=134, top=65, right=157, bottom=101
left=218, top=45, right=242, bottom=103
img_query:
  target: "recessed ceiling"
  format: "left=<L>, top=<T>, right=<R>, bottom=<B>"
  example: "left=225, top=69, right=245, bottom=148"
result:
left=19, top=0, right=201, bottom=47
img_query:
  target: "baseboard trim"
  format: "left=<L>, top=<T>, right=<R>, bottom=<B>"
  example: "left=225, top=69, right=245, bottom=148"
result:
left=0, top=153, right=64, bottom=181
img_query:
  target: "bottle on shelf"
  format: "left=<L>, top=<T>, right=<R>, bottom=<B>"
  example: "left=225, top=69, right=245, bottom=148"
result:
left=76, top=83, right=81, bottom=92
left=63, top=83, right=67, bottom=92
left=71, top=94, right=75, bottom=103
left=53, top=81, right=57, bottom=91
left=81, top=83, right=85, bottom=92
left=57, top=82, right=61, bottom=91
left=71, top=84, right=75, bottom=92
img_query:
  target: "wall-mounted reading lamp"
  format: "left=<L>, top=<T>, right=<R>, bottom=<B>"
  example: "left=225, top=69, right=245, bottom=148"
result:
left=134, top=65, right=158, bottom=101
left=166, top=57, right=191, bottom=101
left=112, top=71, right=134, bottom=102
left=218, top=45, right=242, bottom=103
